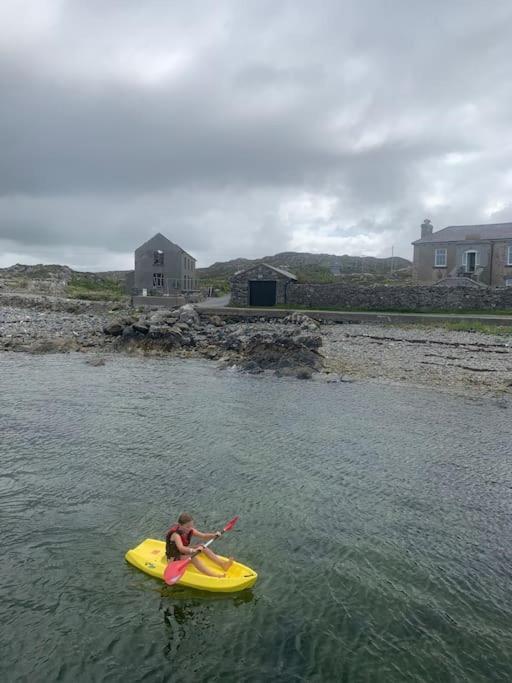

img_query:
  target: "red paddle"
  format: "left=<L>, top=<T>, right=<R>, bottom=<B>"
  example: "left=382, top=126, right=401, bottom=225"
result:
left=163, top=516, right=239, bottom=585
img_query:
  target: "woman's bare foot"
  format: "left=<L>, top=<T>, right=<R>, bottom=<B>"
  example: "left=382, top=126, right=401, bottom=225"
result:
left=222, top=558, right=234, bottom=572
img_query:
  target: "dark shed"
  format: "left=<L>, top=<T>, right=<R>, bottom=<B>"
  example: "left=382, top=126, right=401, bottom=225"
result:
left=230, top=263, right=297, bottom=306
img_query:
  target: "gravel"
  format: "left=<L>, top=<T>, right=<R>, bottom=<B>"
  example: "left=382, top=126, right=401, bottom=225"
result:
left=322, top=323, right=512, bottom=395
left=2, top=300, right=512, bottom=396
left=0, top=306, right=112, bottom=352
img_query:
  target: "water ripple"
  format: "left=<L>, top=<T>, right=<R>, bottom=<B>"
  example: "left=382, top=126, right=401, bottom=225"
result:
left=1, top=353, right=511, bottom=681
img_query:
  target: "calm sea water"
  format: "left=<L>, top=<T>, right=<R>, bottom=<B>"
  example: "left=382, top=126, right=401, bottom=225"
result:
left=1, top=354, right=511, bottom=682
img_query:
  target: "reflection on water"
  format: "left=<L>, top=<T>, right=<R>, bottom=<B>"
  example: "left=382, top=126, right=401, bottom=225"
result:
left=1, top=353, right=512, bottom=682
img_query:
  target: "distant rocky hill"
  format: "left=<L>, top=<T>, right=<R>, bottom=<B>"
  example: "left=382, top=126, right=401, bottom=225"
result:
left=0, top=264, right=129, bottom=300
left=197, top=252, right=411, bottom=284
left=0, top=251, right=413, bottom=296
left=0, top=263, right=130, bottom=283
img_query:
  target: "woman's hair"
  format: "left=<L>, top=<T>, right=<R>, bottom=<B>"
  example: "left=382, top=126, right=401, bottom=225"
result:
left=178, top=512, right=193, bottom=525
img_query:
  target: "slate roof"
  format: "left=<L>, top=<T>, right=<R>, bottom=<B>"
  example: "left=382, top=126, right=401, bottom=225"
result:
left=233, top=263, right=297, bottom=280
left=413, top=222, right=512, bottom=245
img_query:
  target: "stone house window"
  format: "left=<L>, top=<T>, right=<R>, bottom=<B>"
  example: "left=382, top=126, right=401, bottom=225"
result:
left=153, top=250, right=164, bottom=266
left=153, top=273, right=164, bottom=287
left=463, top=250, right=478, bottom=272
left=434, top=248, right=447, bottom=267
left=508, top=246, right=512, bottom=266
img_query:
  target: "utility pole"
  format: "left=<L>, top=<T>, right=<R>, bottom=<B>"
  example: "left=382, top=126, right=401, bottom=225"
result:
left=391, top=246, right=394, bottom=275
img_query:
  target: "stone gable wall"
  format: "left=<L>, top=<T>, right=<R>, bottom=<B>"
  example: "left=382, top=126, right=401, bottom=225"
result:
left=231, top=264, right=294, bottom=306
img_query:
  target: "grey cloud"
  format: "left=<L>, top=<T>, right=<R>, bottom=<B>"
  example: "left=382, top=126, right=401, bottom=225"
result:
left=1, top=0, right=512, bottom=268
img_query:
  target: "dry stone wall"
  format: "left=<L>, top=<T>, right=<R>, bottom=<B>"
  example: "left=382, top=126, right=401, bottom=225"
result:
left=286, top=283, right=512, bottom=312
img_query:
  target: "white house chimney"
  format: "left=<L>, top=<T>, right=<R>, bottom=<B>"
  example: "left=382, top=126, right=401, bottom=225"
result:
left=421, top=218, right=433, bottom=239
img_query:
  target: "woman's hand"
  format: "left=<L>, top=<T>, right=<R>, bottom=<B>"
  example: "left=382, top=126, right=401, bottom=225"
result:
left=214, top=531, right=222, bottom=538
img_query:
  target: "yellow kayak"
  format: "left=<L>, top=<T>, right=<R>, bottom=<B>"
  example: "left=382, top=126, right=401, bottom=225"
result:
left=125, top=538, right=258, bottom=593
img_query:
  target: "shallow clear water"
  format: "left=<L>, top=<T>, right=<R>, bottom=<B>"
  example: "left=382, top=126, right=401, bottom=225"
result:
left=1, top=354, right=511, bottom=682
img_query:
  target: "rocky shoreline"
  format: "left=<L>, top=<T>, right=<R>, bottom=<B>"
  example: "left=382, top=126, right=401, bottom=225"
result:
left=1, top=295, right=512, bottom=396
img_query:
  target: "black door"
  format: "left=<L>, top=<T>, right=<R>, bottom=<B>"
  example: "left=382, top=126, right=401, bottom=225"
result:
left=249, top=280, right=277, bottom=306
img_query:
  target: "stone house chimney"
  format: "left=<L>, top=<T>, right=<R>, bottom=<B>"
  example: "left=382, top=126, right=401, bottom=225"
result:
left=421, top=218, right=433, bottom=239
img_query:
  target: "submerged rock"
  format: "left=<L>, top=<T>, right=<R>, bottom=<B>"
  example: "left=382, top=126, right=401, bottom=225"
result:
left=86, top=357, right=106, bottom=367
left=26, top=338, right=76, bottom=354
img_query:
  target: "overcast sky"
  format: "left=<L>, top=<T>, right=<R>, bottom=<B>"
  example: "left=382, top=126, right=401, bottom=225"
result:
left=1, top=0, right=512, bottom=270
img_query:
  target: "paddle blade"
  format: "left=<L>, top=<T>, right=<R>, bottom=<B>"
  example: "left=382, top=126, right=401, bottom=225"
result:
left=223, top=516, right=239, bottom=532
left=164, top=558, right=190, bottom=585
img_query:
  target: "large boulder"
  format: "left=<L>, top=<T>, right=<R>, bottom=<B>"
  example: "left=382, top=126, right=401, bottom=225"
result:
left=283, top=312, right=320, bottom=330
left=149, top=310, right=173, bottom=325
left=103, top=321, right=124, bottom=336
left=121, top=325, right=146, bottom=341
left=177, top=303, right=200, bottom=326
left=239, top=329, right=323, bottom=372
left=147, top=325, right=183, bottom=345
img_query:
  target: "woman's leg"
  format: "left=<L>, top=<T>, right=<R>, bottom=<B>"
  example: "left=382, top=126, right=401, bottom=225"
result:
left=199, top=546, right=233, bottom=571
left=190, top=555, right=225, bottom=578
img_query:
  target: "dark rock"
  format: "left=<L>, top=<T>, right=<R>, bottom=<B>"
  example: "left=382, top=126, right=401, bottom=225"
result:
left=147, top=325, right=183, bottom=346
left=274, top=366, right=297, bottom=378
left=121, top=325, right=146, bottom=340
left=133, top=322, right=150, bottom=334
left=241, top=360, right=264, bottom=374
left=86, top=357, right=106, bottom=366
left=209, top=315, right=225, bottom=327
left=296, top=367, right=313, bottom=380
left=103, top=321, right=124, bottom=336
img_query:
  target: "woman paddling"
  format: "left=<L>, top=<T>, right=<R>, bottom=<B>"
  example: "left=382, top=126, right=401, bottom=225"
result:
left=165, top=512, right=234, bottom=578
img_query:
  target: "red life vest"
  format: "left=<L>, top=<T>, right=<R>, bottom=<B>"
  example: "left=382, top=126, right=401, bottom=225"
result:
left=165, top=524, right=193, bottom=560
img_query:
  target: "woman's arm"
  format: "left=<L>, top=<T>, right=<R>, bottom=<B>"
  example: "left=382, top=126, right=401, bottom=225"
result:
left=192, top=528, right=221, bottom=541
left=172, top=533, right=196, bottom=556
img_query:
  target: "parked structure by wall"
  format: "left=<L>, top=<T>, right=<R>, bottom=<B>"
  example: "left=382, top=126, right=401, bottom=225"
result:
left=230, top=263, right=297, bottom=306
left=413, top=219, right=512, bottom=287
left=132, top=233, right=197, bottom=295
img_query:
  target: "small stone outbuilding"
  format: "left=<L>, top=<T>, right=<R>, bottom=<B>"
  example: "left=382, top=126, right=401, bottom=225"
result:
left=230, top=263, right=297, bottom=306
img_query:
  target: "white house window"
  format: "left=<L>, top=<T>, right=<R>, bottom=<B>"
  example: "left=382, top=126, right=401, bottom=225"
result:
left=153, top=250, right=164, bottom=266
left=434, top=248, right=447, bottom=267
left=507, top=246, right=512, bottom=266
left=153, top=273, right=164, bottom=288
left=505, top=278, right=512, bottom=287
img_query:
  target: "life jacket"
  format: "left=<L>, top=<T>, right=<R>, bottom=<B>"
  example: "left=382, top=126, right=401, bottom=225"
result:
left=165, top=524, right=193, bottom=560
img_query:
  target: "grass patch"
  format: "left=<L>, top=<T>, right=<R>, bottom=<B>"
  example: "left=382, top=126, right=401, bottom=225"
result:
left=65, top=276, right=124, bottom=301
left=197, top=276, right=230, bottom=293
left=410, top=320, right=512, bottom=336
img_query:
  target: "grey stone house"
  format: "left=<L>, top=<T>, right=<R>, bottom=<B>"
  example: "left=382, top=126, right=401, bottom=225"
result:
left=413, top=219, right=512, bottom=287
left=130, top=233, right=197, bottom=294
left=231, top=263, right=297, bottom=306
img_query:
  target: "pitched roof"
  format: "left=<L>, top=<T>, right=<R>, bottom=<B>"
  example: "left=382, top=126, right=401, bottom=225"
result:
left=266, top=264, right=297, bottom=279
left=135, top=232, right=195, bottom=260
left=413, top=222, right=512, bottom=245
left=233, top=263, right=297, bottom=280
